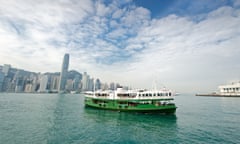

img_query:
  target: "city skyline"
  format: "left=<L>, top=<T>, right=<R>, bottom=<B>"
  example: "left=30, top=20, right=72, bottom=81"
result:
left=0, top=0, right=240, bottom=93
left=0, top=63, right=123, bottom=93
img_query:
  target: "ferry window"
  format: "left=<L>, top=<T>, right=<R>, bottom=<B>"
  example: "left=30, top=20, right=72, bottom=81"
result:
left=139, top=94, right=141, bottom=97
left=149, top=93, right=152, bottom=96
left=157, top=93, right=160, bottom=96
left=166, top=93, right=168, bottom=96
left=142, top=94, right=145, bottom=97
left=169, top=93, right=171, bottom=96
left=146, top=93, right=148, bottom=97
left=153, top=93, right=156, bottom=96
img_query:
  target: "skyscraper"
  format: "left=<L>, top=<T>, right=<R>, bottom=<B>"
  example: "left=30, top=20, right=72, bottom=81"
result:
left=58, top=53, right=69, bottom=92
left=81, top=72, right=89, bottom=91
left=95, top=78, right=101, bottom=90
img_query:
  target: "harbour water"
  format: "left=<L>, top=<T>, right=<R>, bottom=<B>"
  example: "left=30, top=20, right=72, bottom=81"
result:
left=0, top=93, right=239, bottom=144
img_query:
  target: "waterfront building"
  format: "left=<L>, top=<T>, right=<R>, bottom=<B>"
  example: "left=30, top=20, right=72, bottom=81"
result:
left=15, top=76, right=24, bottom=93
left=2, top=64, right=11, bottom=76
left=39, top=75, right=49, bottom=93
left=31, top=74, right=40, bottom=92
left=95, top=78, right=101, bottom=90
left=101, top=83, right=109, bottom=90
left=0, top=72, right=4, bottom=92
left=13, top=70, right=24, bottom=92
left=2, top=77, right=14, bottom=92
left=219, top=81, right=240, bottom=96
left=109, top=82, right=121, bottom=90
left=66, top=79, right=74, bottom=91
left=115, top=83, right=121, bottom=89
left=109, top=82, right=115, bottom=90
left=88, top=78, right=94, bottom=91
left=81, top=72, right=89, bottom=91
left=24, top=84, right=33, bottom=93
left=58, top=53, right=69, bottom=92
left=73, top=75, right=81, bottom=91
left=50, top=75, right=59, bottom=92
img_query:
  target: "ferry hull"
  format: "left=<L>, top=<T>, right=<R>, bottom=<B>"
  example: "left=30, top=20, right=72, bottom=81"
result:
left=84, top=98, right=177, bottom=114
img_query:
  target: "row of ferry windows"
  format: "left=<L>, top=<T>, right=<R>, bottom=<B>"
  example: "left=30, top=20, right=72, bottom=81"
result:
left=223, top=88, right=239, bottom=91
left=139, top=93, right=171, bottom=97
left=96, top=93, right=109, bottom=96
left=96, top=93, right=172, bottom=97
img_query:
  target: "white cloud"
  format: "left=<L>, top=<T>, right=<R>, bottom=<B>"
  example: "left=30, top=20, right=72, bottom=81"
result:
left=112, top=9, right=124, bottom=19
left=99, top=6, right=240, bottom=92
left=95, top=1, right=111, bottom=17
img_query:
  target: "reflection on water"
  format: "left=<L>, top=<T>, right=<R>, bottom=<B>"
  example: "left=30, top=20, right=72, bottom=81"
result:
left=83, top=107, right=178, bottom=143
left=84, top=106, right=177, bottom=124
left=47, top=94, right=85, bottom=144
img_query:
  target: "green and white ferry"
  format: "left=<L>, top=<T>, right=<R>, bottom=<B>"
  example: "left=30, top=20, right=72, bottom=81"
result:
left=84, top=87, right=177, bottom=114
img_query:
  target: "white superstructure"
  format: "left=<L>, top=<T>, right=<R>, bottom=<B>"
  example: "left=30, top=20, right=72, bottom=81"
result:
left=218, top=81, right=240, bottom=96
left=85, top=87, right=174, bottom=100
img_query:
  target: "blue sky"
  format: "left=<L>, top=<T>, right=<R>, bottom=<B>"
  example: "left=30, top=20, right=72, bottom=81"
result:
left=0, top=0, right=240, bottom=93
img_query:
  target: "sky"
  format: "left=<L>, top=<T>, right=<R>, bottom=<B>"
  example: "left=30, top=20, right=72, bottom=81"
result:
left=0, top=0, right=240, bottom=93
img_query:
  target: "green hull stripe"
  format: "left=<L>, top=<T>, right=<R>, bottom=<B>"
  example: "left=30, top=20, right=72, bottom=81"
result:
left=84, top=98, right=177, bottom=113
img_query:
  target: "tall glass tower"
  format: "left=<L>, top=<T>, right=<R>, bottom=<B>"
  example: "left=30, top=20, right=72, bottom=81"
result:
left=58, top=53, right=69, bottom=92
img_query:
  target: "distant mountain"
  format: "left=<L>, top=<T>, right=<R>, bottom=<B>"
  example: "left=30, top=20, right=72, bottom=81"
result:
left=44, top=72, right=60, bottom=76
left=43, top=70, right=82, bottom=80
left=67, top=70, right=82, bottom=80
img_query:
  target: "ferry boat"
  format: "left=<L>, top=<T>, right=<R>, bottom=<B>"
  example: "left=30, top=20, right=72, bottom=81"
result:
left=84, top=87, right=177, bottom=114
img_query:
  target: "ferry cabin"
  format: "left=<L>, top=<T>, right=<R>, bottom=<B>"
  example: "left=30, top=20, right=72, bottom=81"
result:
left=85, top=89, right=174, bottom=100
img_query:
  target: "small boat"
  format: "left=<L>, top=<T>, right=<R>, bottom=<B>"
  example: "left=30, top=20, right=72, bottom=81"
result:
left=84, top=87, right=177, bottom=114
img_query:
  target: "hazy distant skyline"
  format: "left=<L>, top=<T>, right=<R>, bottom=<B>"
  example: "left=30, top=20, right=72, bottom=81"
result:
left=0, top=0, right=240, bottom=93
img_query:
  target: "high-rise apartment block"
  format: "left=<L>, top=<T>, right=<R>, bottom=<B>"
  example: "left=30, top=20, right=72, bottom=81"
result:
left=50, top=75, right=59, bottom=92
left=2, top=64, right=11, bottom=76
left=81, top=72, right=89, bottom=91
left=39, top=75, right=49, bottom=93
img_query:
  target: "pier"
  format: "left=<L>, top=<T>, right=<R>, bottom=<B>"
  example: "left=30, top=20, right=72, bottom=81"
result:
left=196, top=93, right=240, bottom=97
